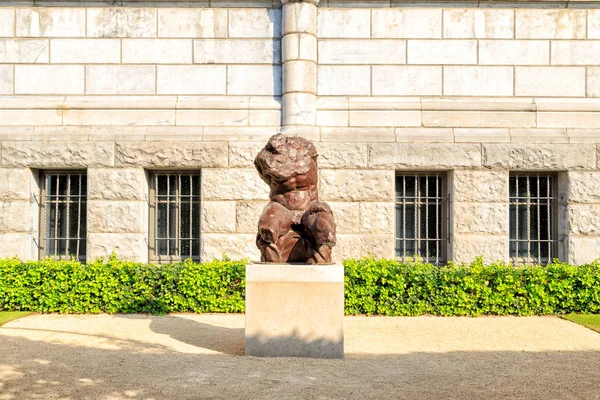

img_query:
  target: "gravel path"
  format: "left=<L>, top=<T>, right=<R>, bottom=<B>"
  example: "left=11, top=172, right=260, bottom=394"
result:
left=1, top=314, right=600, bottom=400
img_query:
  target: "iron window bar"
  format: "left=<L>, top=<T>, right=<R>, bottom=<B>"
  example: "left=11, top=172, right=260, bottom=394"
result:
left=395, top=173, right=448, bottom=265
left=509, top=173, right=558, bottom=265
left=149, top=172, right=201, bottom=263
left=39, top=171, right=87, bottom=262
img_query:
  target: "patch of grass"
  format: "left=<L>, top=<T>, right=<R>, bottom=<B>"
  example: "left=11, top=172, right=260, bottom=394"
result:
left=562, top=314, right=600, bottom=333
left=0, top=311, right=33, bottom=327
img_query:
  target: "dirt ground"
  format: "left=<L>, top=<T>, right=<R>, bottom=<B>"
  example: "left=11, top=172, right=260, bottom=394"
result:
left=1, top=314, right=600, bottom=400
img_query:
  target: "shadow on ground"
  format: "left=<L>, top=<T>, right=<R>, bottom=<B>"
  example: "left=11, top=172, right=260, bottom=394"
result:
left=1, top=316, right=600, bottom=400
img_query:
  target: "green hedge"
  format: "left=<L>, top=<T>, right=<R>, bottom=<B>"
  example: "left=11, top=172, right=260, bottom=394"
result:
left=1, top=255, right=599, bottom=316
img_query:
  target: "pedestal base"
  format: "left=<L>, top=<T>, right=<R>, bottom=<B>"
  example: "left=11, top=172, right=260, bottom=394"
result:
left=245, top=263, right=344, bottom=359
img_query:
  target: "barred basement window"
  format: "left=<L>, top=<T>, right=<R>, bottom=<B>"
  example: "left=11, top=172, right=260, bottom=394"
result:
left=39, top=171, right=87, bottom=262
left=395, top=173, right=448, bottom=265
left=149, top=172, right=201, bottom=263
left=509, top=173, right=558, bottom=265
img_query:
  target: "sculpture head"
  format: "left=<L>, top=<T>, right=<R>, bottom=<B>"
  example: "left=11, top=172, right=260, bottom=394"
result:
left=254, top=134, right=318, bottom=188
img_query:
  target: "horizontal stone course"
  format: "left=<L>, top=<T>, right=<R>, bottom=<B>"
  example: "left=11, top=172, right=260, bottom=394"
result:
left=482, top=144, right=596, bottom=170
left=317, top=9, right=370, bottom=39
left=516, top=9, right=585, bottom=39
left=407, top=40, right=476, bottom=65
left=2, top=141, right=114, bottom=167
left=87, top=8, right=156, bottom=38
left=368, top=143, right=481, bottom=169
left=0, top=39, right=48, bottom=63
left=122, top=39, right=192, bottom=64
left=157, top=66, right=226, bottom=95
left=17, top=8, right=84, bottom=37
left=229, top=8, right=281, bottom=38
left=115, top=142, right=227, bottom=168
left=318, top=40, right=405, bottom=65
left=50, top=39, right=120, bottom=64
left=443, top=67, right=513, bottom=97
left=86, top=65, right=155, bottom=95
left=372, top=9, right=441, bottom=39
left=194, top=40, right=280, bottom=64
left=372, top=66, right=441, bottom=96
left=479, top=40, right=549, bottom=66
left=443, top=9, right=513, bottom=39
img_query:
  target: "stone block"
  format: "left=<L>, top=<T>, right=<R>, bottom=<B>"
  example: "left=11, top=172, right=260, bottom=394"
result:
left=443, top=9, right=513, bottom=39
left=551, top=41, right=600, bottom=66
left=176, top=110, right=248, bottom=126
left=510, top=128, right=569, bottom=144
left=0, top=110, right=61, bottom=126
left=319, top=169, right=394, bottom=202
left=16, top=8, right=85, bottom=37
left=157, top=65, right=225, bottom=95
left=589, top=10, right=600, bottom=40
left=567, top=205, right=600, bottom=236
left=333, top=233, right=394, bottom=260
left=372, top=66, right=441, bottom=96
left=229, top=9, right=281, bottom=38
left=14, top=65, right=83, bottom=95
left=228, top=65, right=282, bottom=96
left=316, top=111, right=348, bottom=127
left=282, top=33, right=316, bottom=62
left=452, top=234, right=508, bottom=264
left=204, top=127, right=277, bottom=142
left=0, top=65, right=12, bottom=95
left=282, top=1, right=316, bottom=35
left=200, top=201, right=236, bottom=233
left=422, top=111, right=535, bottom=128
left=201, top=233, right=260, bottom=260
left=0, top=39, right=48, bottom=63
left=317, top=66, right=370, bottom=96
left=87, top=8, right=156, bottom=38
left=0, top=9, right=13, bottom=37
left=0, top=233, right=34, bottom=261
left=317, top=9, right=369, bottom=38
left=64, top=110, right=174, bottom=126
left=2, top=141, right=114, bottom=168
left=372, top=9, right=441, bottom=39
left=122, top=39, right=192, bottom=64
left=283, top=60, right=316, bottom=94
left=245, top=263, right=344, bottom=359
left=50, top=39, right=120, bottom=64
left=320, top=127, right=395, bottom=143
left=407, top=40, right=476, bottom=65
left=158, top=9, right=227, bottom=38
left=454, top=203, right=508, bottom=235
left=452, top=169, right=509, bottom=203
left=202, top=168, right=269, bottom=200
left=115, top=142, right=227, bottom=168
left=0, top=200, right=32, bottom=233
left=566, top=172, right=600, bottom=203
left=482, top=144, right=595, bottom=170
left=443, top=67, right=513, bottom=96
left=538, top=112, right=600, bottom=129
left=479, top=40, right=549, bottom=66
left=396, top=127, right=453, bottom=143
left=318, top=40, right=406, bottom=65
left=516, top=9, right=585, bottom=39
left=359, top=202, right=394, bottom=234
left=567, top=237, right=600, bottom=265
left=88, top=233, right=147, bottom=263
left=86, top=65, right=155, bottom=95
left=88, top=168, right=147, bottom=201
left=194, top=39, right=280, bottom=64
left=328, top=202, right=359, bottom=234
left=349, top=111, right=421, bottom=128
left=88, top=201, right=146, bottom=234
left=368, top=143, right=481, bottom=169
left=236, top=201, right=267, bottom=233
left=282, top=93, right=316, bottom=125
left=229, top=142, right=265, bottom=168
left=315, top=142, right=368, bottom=169
left=588, top=68, right=600, bottom=98
left=249, top=110, right=280, bottom=127
left=0, top=168, right=33, bottom=201
left=454, top=128, right=510, bottom=143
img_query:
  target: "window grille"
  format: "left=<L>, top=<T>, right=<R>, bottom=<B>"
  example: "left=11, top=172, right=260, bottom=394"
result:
left=395, top=173, right=448, bottom=265
left=149, top=172, right=201, bottom=263
left=39, top=171, right=87, bottom=262
left=509, top=173, right=558, bottom=265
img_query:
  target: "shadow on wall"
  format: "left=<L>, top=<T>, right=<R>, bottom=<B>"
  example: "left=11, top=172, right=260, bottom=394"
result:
left=2, top=317, right=600, bottom=399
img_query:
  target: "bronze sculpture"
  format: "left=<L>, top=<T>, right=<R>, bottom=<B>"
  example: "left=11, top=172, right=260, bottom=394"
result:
left=254, top=134, right=336, bottom=264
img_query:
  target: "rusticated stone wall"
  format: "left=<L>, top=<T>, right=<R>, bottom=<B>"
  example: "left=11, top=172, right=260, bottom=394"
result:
left=1, top=1, right=600, bottom=264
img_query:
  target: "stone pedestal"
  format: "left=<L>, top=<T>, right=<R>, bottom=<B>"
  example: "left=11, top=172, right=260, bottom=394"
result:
left=245, top=263, right=344, bottom=359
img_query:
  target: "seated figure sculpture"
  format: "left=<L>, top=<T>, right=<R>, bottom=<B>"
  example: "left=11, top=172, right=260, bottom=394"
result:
left=254, top=134, right=336, bottom=264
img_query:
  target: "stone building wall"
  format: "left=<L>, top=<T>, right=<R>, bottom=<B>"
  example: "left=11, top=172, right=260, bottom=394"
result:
left=0, top=1, right=599, bottom=264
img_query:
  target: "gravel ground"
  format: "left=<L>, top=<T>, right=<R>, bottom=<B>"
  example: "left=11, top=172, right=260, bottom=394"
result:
left=1, top=314, right=600, bottom=400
